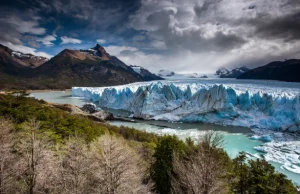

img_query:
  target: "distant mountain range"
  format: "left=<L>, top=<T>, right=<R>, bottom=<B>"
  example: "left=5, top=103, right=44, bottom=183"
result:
left=237, top=59, right=300, bottom=82
left=215, top=66, right=250, bottom=78
left=156, top=67, right=250, bottom=79
left=158, top=60, right=300, bottom=83
left=156, top=69, right=208, bottom=79
left=0, top=44, right=162, bottom=90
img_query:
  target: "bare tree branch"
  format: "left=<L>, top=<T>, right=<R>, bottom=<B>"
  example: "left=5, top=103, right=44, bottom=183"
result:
left=172, top=131, right=229, bottom=194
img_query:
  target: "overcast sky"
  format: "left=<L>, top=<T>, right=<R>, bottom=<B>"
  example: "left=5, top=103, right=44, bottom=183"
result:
left=1, top=0, right=300, bottom=73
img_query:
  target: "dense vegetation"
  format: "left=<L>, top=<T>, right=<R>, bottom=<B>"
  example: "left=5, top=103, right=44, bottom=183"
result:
left=0, top=93, right=298, bottom=193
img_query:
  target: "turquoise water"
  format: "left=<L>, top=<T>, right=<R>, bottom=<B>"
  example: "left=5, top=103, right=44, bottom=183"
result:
left=107, top=120, right=262, bottom=158
left=30, top=90, right=89, bottom=106
left=30, top=90, right=300, bottom=185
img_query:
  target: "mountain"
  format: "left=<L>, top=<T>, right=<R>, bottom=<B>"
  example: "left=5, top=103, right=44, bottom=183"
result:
left=156, top=69, right=208, bottom=79
left=157, top=69, right=176, bottom=77
left=238, top=59, right=300, bottom=82
left=0, top=44, right=48, bottom=69
left=215, top=66, right=250, bottom=78
left=0, top=44, right=162, bottom=89
left=130, top=65, right=162, bottom=81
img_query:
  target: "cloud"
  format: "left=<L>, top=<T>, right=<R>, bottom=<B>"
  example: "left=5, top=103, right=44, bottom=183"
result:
left=96, top=39, right=106, bottom=44
left=60, top=36, right=82, bottom=44
left=0, top=41, right=53, bottom=59
left=0, top=11, right=46, bottom=46
left=151, top=40, right=167, bottom=50
left=127, top=0, right=300, bottom=72
left=105, top=37, right=300, bottom=74
left=130, top=0, right=247, bottom=53
left=254, top=12, right=300, bottom=41
left=1, top=0, right=300, bottom=73
left=0, top=22, right=22, bottom=45
left=37, top=35, right=56, bottom=46
left=0, top=16, right=46, bottom=35
left=105, top=45, right=138, bottom=56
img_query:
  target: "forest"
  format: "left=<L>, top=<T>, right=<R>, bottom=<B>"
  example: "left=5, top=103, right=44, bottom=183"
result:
left=0, top=93, right=298, bottom=194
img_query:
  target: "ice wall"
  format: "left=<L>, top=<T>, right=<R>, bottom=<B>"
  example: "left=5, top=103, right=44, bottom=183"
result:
left=72, top=81, right=300, bottom=131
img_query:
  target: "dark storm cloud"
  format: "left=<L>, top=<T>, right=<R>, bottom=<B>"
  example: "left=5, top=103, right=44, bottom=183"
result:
left=120, top=50, right=137, bottom=56
left=254, top=12, right=300, bottom=41
left=1, top=0, right=300, bottom=73
left=160, top=29, right=246, bottom=53
left=194, top=0, right=223, bottom=19
left=0, top=4, right=47, bottom=48
left=0, top=22, right=22, bottom=44
left=0, top=0, right=142, bottom=42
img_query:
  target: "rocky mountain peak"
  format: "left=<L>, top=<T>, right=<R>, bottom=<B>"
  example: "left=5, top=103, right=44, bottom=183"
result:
left=91, top=44, right=110, bottom=60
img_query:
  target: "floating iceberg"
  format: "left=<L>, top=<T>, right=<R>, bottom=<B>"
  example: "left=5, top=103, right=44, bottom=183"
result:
left=255, top=141, right=300, bottom=174
left=251, top=135, right=273, bottom=142
left=72, top=80, right=300, bottom=131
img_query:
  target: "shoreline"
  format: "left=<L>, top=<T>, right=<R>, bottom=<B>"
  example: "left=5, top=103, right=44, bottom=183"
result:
left=27, top=89, right=71, bottom=93
left=0, top=89, right=71, bottom=94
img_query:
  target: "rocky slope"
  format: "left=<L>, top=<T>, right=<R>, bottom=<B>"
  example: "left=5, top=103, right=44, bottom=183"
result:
left=238, top=59, right=300, bottom=82
left=0, top=44, right=162, bottom=89
left=0, top=44, right=48, bottom=69
left=130, top=65, right=162, bottom=81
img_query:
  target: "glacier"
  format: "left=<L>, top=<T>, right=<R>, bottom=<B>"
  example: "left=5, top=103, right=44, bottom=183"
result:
left=72, top=79, right=300, bottom=132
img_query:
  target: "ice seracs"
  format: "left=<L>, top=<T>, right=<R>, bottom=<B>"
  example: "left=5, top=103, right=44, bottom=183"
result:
left=72, top=80, right=300, bottom=132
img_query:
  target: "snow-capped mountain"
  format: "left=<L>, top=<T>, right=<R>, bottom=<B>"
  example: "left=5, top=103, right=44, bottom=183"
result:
left=0, top=44, right=162, bottom=89
left=215, top=66, right=250, bottom=78
left=156, top=69, right=208, bottom=79
left=0, top=44, right=48, bottom=68
left=130, top=65, right=162, bottom=81
left=157, top=69, right=176, bottom=77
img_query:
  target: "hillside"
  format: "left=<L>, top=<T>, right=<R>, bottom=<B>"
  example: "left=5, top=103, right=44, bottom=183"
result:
left=0, top=44, right=162, bottom=90
left=238, top=59, right=300, bottom=82
left=0, top=93, right=297, bottom=193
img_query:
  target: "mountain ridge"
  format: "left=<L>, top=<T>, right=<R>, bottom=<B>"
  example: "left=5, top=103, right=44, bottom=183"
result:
left=215, top=66, right=250, bottom=78
left=237, top=59, right=300, bottom=82
left=0, top=44, right=162, bottom=90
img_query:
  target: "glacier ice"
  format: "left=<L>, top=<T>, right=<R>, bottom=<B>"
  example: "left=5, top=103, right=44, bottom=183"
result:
left=250, top=135, right=273, bottom=142
left=254, top=141, right=300, bottom=174
left=72, top=80, right=300, bottom=131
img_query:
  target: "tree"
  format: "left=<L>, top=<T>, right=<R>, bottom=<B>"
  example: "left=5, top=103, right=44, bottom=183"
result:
left=152, top=135, right=187, bottom=194
left=89, top=134, right=152, bottom=194
left=0, top=118, right=14, bottom=194
left=14, top=119, right=57, bottom=194
left=171, top=131, right=230, bottom=194
left=230, top=152, right=249, bottom=194
left=56, top=137, right=94, bottom=194
left=230, top=152, right=297, bottom=194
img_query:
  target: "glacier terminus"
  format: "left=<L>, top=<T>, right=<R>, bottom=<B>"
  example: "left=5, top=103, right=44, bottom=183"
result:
left=72, top=79, right=300, bottom=132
